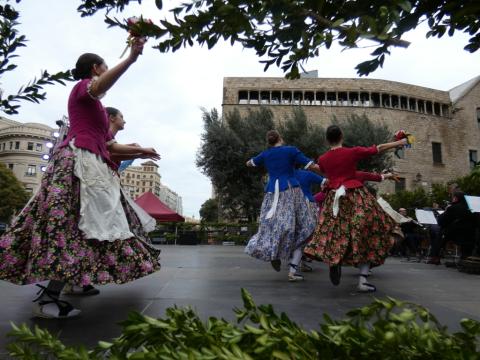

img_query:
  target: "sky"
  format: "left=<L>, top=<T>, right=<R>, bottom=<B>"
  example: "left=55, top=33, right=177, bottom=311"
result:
left=2, top=1, right=480, bottom=218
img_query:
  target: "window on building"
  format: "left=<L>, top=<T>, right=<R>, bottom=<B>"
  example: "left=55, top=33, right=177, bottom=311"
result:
left=26, top=165, right=36, bottom=176
left=304, top=91, right=314, bottom=105
left=27, top=142, right=34, bottom=150
left=391, top=95, right=399, bottom=108
left=418, top=100, right=425, bottom=113
left=409, top=98, right=416, bottom=111
left=360, top=92, right=369, bottom=106
left=281, top=91, right=292, bottom=104
left=381, top=93, right=390, bottom=107
left=432, top=142, right=443, bottom=164
left=8, top=164, right=14, bottom=170
left=249, top=91, right=259, bottom=104
left=260, top=91, right=270, bottom=104
left=338, top=92, right=348, bottom=106
left=371, top=93, right=380, bottom=107
left=316, top=91, right=325, bottom=105
left=1, top=143, right=5, bottom=150
left=477, top=107, right=480, bottom=128
left=470, top=150, right=478, bottom=169
left=36, top=143, right=42, bottom=151
left=326, top=92, right=336, bottom=106
left=271, top=91, right=280, bottom=104
left=9, top=142, right=13, bottom=150
left=441, top=104, right=448, bottom=117
left=349, top=92, right=359, bottom=106
left=426, top=101, right=433, bottom=115
left=15, top=141, right=20, bottom=149
left=238, top=91, right=248, bottom=104
left=395, top=177, right=406, bottom=192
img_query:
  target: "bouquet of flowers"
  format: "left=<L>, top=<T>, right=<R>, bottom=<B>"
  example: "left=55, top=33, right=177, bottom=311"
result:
left=393, top=129, right=414, bottom=158
left=120, top=16, right=154, bottom=58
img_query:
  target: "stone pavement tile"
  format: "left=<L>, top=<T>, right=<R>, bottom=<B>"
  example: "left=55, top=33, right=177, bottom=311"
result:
left=1, top=245, right=479, bottom=355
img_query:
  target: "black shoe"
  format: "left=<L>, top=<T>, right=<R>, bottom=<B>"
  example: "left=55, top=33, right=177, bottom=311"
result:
left=329, top=265, right=341, bottom=286
left=270, top=259, right=281, bottom=272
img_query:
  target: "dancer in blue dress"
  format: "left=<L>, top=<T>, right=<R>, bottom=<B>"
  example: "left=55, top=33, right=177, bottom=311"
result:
left=245, top=130, right=321, bottom=281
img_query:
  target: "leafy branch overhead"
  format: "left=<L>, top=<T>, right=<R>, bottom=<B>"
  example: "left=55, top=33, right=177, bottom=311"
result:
left=77, top=0, right=480, bottom=78
left=0, top=3, right=73, bottom=115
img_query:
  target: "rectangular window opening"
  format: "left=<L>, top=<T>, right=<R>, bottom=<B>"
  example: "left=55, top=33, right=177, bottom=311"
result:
left=470, top=150, right=478, bottom=169
left=395, top=177, right=406, bottom=192
left=432, top=142, right=442, bottom=164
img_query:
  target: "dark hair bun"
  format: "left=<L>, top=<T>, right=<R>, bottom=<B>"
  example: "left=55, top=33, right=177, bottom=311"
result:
left=71, top=68, right=81, bottom=81
left=72, top=53, right=104, bottom=80
left=266, top=130, right=281, bottom=146
left=326, top=125, right=343, bottom=144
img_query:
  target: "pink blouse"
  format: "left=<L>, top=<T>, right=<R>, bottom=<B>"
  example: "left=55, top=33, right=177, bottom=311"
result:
left=61, top=78, right=115, bottom=168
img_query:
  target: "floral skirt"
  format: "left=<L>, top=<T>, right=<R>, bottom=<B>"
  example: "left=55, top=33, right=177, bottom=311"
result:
left=245, top=187, right=316, bottom=261
left=304, top=187, right=395, bottom=266
left=0, top=147, right=161, bottom=285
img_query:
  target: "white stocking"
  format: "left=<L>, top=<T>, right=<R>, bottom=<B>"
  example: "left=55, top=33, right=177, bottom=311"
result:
left=289, top=249, right=303, bottom=274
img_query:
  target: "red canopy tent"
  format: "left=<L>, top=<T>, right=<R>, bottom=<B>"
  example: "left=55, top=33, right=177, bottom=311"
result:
left=135, top=191, right=185, bottom=222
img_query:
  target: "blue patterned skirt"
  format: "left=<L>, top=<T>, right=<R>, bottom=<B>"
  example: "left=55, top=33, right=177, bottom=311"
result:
left=245, top=187, right=317, bottom=261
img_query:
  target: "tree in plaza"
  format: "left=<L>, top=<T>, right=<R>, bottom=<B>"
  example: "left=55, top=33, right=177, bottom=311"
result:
left=196, top=107, right=274, bottom=221
left=0, top=2, right=73, bottom=115
left=78, top=1, right=480, bottom=78
left=456, top=165, right=480, bottom=196
left=277, top=107, right=327, bottom=159
left=197, top=107, right=396, bottom=220
left=0, top=163, right=29, bottom=223
left=199, top=198, right=219, bottom=223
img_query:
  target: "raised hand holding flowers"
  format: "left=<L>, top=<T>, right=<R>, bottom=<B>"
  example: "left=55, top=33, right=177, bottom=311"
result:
left=393, top=129, right=415, bottom=158
left=119, top=16, right=154, bottom=58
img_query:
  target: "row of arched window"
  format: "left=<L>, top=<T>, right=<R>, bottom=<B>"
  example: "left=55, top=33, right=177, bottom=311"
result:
left=237, top=90, right=451, bottom=117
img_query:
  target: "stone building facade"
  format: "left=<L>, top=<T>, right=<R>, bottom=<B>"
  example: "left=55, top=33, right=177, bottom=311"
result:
left=120, top=161, right=162, bottom=199
left=0, top=117, right=56, bottom=194
left=222, top=76, right=480, bottom=194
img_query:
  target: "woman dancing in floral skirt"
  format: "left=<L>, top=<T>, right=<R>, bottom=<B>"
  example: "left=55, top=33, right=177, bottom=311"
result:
left=0, top=37, right=161, bottom=318
left=304, top=125, right=409, bottom=292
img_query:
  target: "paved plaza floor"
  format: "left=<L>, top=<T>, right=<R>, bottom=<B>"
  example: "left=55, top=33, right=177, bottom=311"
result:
left=1, top=245, right=479, bottom=353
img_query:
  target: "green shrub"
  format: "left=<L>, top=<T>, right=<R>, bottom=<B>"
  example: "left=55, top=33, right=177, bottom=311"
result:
left=6, top=289, right=480, bottom=359
left=382, top=167, right=480, bottom=213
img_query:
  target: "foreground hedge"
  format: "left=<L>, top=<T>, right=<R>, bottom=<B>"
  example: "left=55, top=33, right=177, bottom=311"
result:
left=7, top=289, right=480, bottom=359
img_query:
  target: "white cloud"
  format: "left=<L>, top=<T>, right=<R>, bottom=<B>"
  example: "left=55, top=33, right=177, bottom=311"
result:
left=2, top=1, right=480, bottom=217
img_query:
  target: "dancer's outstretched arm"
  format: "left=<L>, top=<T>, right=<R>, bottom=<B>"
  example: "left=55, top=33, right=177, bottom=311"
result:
left=90, top=38, right=146, bottom=97
left=377, top=138, right=408, bottom=153
left=109, top=143, right=160, bottom=160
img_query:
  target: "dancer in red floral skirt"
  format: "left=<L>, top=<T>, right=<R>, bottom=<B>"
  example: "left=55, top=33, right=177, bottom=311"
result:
left=304, top=125, right=409, bottom=292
